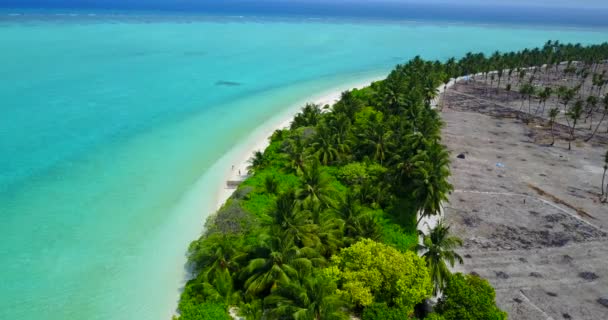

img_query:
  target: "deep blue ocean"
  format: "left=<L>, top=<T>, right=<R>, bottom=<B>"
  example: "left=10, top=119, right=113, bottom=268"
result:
left=0, top=2, right=607, bottom=320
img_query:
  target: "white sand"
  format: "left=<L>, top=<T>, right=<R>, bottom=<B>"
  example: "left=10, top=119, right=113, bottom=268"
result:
left=212, top=76, right=384, bottom=211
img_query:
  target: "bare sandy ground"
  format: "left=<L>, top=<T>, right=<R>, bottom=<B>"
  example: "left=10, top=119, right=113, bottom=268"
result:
left=441, top=78, right=608, bottom=319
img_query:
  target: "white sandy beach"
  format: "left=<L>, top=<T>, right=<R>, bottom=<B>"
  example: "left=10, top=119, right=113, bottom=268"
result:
left=211, top=77, right=385, bottom=211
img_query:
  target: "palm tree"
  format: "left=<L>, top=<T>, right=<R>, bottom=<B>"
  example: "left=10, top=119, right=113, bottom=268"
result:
left=557, top=86, right=575, bottom=111
left=360, top=116, right=393, bottom=165
left=312, top=124, right=340, bottom=165
left=272, top=190, right=319, bottom=248
left=548, top=108, right=560, bottom=146
left=586, top=95, right=608, bottom=142
left=297, top=161, right=335, bottom=209
left=332, top=192, right=381, bottom=243
left=264, top=175, right=279, bottom=194
left=423, top=77, right=440, bottom=105
left=418, top=220, right=464, bottom=295
left=585, top=95, right=598, bottom=129
left=566, top=100, right=584, bottom=150
left=496, top=68, right=504, bottom=94
left=411, top=142, right=453, bottom=226
left=243, top=230, right=312, bottom=297
left=188, top=234, right=245, bottom=282
left=535, top=87, right=550, bottom=115
left=291, top=103, right=322, bottom=129
left=247, top=150, right=267, bottom=174
left=264, top=274, right=349, bottom=320
left=284, top=135, right=308, bottom=174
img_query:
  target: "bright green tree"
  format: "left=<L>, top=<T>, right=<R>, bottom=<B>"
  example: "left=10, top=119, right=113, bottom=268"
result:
left=330, top=239, right=432, bottom=313
left=434, top=273, right=507, bottom=320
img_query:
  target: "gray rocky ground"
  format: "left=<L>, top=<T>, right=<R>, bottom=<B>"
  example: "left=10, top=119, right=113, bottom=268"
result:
left=441, top=73, right=608, bottom=320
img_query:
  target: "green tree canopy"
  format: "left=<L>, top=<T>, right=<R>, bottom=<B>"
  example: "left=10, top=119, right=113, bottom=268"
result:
left=329, top=239, right=432, bottom=313
left=434, top=273, right=507, bottom=320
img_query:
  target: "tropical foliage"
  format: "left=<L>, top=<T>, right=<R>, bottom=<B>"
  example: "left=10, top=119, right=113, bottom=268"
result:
left=174, top=40, right=608, bottom=319
left=433, top=273, right=507, bottom=320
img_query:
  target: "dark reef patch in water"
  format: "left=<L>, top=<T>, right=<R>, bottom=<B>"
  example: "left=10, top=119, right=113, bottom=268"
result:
left=215, top=80, right=243, bottom=87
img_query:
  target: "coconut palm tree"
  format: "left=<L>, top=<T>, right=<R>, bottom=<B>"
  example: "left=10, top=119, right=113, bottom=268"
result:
left=273, top=190, right=320, bottom=248
left=297, top=161, right=335, bottom=210
left=566, top=100, right=584, bottom=150
left=312, top=124, right=339, bottom=165
left=243, top=230, right=312, bottom=297
left=557, top=86, right=575, bottom=111
left=291, top=103, right=322, bottom=129
left=188, top=234, right=245, bottom=279
left=284, top=135, right=308, bottom=174
left=548, top=108, right=560, bottom=146
left=332, top=192, right=381, bottom=243
left=586, top=95, right=608, bottom=142
left=585, top=95, right=599, bottom=129
left=359, top=115, right=394, bottom=165
left=264, top=274, right=349, bottom=320
left=247, top=150, right=267, bottom=175
left=411, top=142, right=453, bottom=226
left=418, top=220, right=463, bottom=295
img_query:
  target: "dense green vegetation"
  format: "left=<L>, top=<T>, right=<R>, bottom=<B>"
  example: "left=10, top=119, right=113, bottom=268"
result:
left=176, top=41, right=608, bottom=319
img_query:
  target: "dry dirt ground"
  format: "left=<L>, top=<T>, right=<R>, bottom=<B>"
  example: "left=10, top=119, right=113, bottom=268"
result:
left=441, top=80, right=608, bottom=320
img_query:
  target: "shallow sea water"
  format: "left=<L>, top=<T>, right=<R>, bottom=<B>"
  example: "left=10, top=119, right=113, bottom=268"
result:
left=0, top=13, right=606, bottom=319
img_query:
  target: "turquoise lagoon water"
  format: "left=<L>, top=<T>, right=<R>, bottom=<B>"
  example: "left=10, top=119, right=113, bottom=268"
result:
left=0, top=14, right=606, bottom=320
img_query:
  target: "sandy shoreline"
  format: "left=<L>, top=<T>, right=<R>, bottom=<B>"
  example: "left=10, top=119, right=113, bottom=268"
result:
left=211, top=76, right=385, bottom=211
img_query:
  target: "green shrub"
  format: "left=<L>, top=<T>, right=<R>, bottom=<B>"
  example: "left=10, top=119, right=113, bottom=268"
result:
left=435, top=273, right=507, bottom=320
left=176, top=302, right=231, bottom=320
left=425, top=313, right=446, bottom=320
left=362, top=302, right=411, bottom=320
left=331, top=239, right=432, bottom=311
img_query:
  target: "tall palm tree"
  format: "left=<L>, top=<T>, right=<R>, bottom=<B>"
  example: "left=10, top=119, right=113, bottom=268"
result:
left=332, top=192, right=381, bottom=243
left=586, top=95, right=608, bottom=142
left=247, top=150, right=267, bottom=175
left=188, top=234, right=245, bottom=282
left=411, top=142, right=453, bottom=226
left=291, top=103, right=322, bottom=129
left=297, top=161, right=335, bottom=210
left=264, top=275, right=349, bottom=320
left=312, top=124, right=340, bottom=165
left=585, top=95, right=598, bottom=129
left=243, top=230, right=312, bottom=297
left=557, top=85, right=575, bottom=111
left=566, top=100, right=584, bottom=150
left=418, top=220, right=464, bottom=295
left=272, top=190, right=319, bottom=248
left=360, top=116, right=393, bottom=165
left=284, top=135, right=308, bottom=174
left=548, top=108, right=560, bottom=146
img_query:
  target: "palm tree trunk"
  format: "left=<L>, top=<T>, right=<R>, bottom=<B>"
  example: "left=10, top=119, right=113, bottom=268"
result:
left=416, top=211, right=426, bottom=227
left=551, top=123, right=555, bottom=146
left=585, top=111, right=607, bottom=142
left=602, top=168, right=606, bottom=196
left=569, top=120, right=577, bottom=150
